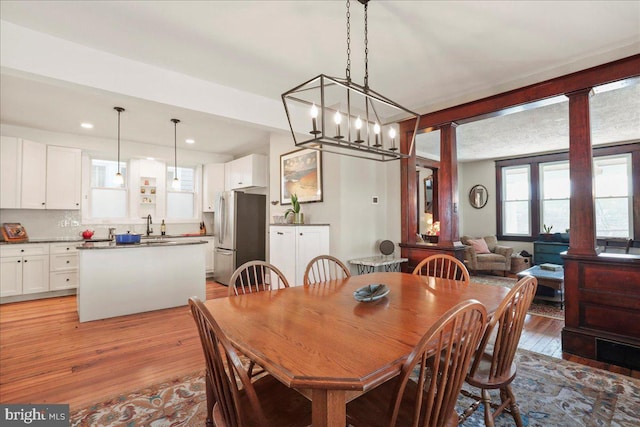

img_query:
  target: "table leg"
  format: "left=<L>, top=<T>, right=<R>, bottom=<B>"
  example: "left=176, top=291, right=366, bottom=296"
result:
left=311, top=389, right=346, bottom=427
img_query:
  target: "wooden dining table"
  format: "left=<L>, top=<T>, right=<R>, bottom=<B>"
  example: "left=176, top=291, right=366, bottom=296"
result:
left=203, top=271, right=510, bottom=427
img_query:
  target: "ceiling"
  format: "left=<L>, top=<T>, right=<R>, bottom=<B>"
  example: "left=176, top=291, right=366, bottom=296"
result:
left=1, top=1, right=639, bottom=161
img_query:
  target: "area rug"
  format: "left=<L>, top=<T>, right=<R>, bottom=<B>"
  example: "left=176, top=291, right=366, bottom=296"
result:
left=70, top=349, right=640, bottom=427
left=472, top=274, right=565, bottom=320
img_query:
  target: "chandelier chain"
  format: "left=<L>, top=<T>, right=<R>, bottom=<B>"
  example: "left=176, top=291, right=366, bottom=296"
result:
left=364, top=1, right=368, bottom=89
left=346, top=0, right=351, bottom=81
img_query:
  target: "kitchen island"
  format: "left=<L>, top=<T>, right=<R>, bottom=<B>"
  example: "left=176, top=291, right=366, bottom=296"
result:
left=77, top=239, right=206, bottom=322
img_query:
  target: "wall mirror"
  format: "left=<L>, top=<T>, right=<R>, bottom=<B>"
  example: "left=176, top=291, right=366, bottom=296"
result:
left=469, top=184, right=488, bottom=209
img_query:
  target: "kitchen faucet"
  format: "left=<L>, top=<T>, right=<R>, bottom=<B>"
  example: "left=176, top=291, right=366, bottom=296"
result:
left=144, top=214, right=153, bottom=236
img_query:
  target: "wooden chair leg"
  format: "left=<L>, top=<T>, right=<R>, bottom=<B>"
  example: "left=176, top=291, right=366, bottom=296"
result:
left=504, top=385, right=524, bottom=427
left=481, top=388, right=495, bottom=427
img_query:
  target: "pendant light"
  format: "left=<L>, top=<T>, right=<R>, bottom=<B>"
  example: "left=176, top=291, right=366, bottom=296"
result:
left=113, top=107, right=125, bottom=185
left=281, top=0, right=420, bottom=162
left=171, top=118, right=180, bottom=190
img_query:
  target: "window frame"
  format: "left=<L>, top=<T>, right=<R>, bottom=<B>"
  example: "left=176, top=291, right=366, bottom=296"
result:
left=496, top=143, right=639, bottom=241
left=165, top=164, right=202, bottom=223
left=84, top=157, right=129, bottom=224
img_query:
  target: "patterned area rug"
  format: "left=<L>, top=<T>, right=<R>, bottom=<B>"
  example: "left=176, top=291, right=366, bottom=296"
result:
left=70, top=349, right=640, bottom=427
left=472, top=274, right=564, bottom=320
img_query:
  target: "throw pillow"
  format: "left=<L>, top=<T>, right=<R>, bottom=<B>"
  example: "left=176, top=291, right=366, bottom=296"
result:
left=469, top=238, right=491, bottom=254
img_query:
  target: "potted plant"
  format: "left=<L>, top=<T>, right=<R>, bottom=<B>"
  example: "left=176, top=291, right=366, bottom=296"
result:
left=284, top=194, right=304, bottom=224
left=540, top=224, right=554, bottom=241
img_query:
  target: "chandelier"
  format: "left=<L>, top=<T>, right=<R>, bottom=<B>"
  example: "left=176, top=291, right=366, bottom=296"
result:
left=282, top=0, right=420, bottom=162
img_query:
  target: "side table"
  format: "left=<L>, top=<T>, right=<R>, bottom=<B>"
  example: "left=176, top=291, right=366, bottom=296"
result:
left=348, top=256, right=408, bottom=274
left=516, top=265, right=565, bottom=308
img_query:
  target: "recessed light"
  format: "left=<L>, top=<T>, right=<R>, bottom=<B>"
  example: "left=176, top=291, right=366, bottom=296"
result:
left=185, top=138, right=195, bottom=144
left=81, top=122, right=94, bottom=129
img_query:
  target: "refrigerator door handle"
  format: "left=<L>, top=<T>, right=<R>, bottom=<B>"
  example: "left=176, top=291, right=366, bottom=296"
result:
left=216, top=194, right=225, bottom=245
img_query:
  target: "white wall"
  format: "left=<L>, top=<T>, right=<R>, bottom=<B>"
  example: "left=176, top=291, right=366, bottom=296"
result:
left=459, top=160, right=533, bottom=254
left=267, top=132, right=402, bottom=266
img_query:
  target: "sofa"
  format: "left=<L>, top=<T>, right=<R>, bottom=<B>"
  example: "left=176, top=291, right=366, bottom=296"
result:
left=460, top=235, right=513, bottom=275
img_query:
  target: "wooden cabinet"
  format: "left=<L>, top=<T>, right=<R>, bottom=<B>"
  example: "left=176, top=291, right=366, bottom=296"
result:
left=224, top=154, right=267, bottom=190
left=46, top=145, right=82, bottom=209
left=534, top=241, right=569, bottom=265
left=49, top=242, right=79, bottom=290
left=269, top=225, right=330, bottom=286
left=0, top=137, right=81, bottom=210
left=203, top=163, right=225, bottom=212
left=0, top=244, right=50, bottom=297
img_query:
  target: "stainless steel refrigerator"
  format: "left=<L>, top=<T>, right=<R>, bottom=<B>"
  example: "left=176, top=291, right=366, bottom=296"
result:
left=213, top=191, right=266, bottom=285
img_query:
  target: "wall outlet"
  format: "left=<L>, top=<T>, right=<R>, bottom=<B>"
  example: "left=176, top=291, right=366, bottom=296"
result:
left=372, top=196, right=379, bottom=204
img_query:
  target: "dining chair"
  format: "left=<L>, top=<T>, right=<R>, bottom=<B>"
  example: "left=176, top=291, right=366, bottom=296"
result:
left=189, top=297, right=312, bottom=427
left=412, top=253, right=471, bottom=283
left=459, top=275, right=538, bottom=427
left=346, top=300, right=487, bottom=427
left=228, top=260, right=289, bottom=296
left=303, top=255, right=351, bottom=286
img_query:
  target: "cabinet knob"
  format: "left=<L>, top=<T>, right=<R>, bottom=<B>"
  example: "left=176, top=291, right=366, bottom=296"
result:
left=66, top=260, right=70, bottom=264
left=21, top=249, right=24, bottom=252
left=66, top=278, right=70, bottom=282
left=76, top=203, right=79, bottom=206
left=17, top=260, right=21, bottom=263
left=300, top=233, right=303, bottom=236
left=42, top=202, right=45, bottom=205
left=24, top=260, right=28, bottom=263
left=66, top=247, right=70, bottom=250
left=277, top=232, right=283, bottom=235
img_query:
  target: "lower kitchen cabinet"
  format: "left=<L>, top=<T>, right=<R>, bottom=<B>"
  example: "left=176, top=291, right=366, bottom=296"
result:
left=269, top=225, right=330, bottom=286
left=49, top=242, right=79, bottom=290
left=0, top=244, right=50, bottom=297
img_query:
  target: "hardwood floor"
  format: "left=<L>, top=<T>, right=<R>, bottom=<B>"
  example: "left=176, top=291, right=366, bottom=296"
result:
left=0, top=280, right=585, bottom=410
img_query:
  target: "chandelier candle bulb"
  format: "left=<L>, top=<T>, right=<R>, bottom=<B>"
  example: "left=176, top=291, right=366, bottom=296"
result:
left=334, top=111, right=343, bottom=139
left=388, top=127, right=397, bottom=151
left=310, top=104, right=321, bottom=135
left=355, top=116, right=363, bottom=143
left=373, top=122, right=381, bottom=147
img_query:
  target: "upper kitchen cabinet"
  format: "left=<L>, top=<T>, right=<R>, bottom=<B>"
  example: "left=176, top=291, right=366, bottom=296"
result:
left=203, top=163, right=225, bottom=212
left=0, top=137, right=81, bottom=210
left=224, top=154, right=267, bottom=191
left=46, top=146, right=82, bottom=209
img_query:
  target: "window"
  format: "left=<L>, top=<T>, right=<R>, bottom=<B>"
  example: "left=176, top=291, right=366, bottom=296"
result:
left=502, top=165, right=530, bottom=236
left=594, top=154, right=632, bottom=238
left=540, top=161, right=570, bottom=233
left=90, top=159, right=127, bottom=219
left=167, top=166, right=196, bottom=219
left=497, top=145, right=637, bottom=240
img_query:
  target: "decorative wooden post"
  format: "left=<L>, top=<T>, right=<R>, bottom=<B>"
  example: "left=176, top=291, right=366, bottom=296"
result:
left=437, top=122, right=460, bottom=245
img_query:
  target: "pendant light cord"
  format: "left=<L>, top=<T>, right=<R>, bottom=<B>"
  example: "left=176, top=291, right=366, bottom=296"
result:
left=114, top=107, right=125, bottom=175
left=364, top=1, right=368, bottom=89
left=171, top=118, right=180, bottom=178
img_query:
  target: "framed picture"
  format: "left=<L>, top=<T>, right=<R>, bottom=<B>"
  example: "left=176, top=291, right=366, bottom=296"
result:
left=280, top=148, right=323, bottom=204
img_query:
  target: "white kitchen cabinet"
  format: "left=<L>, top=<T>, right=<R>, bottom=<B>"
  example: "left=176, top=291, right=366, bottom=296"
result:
left=224, top=154, right=267, bottom=190
left=0, top=244, right=50, bottom=296
left=269, top=225, right=330, bottom=286
left=0, top=137, right=81, bottom=210
left=0, top=136, right=21, bottom=208
left=20, top=139, right=47, bottom=209
left=46, top=145, right=82, bottom=210
left=49, top=242, right=79, bottom=290
left=205, top=237, right=215, bottom=275
left=203, top=163, right=225, bottom=212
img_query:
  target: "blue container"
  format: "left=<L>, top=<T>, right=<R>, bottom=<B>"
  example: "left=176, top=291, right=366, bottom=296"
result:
left=115, top=233, right=141, bottom=244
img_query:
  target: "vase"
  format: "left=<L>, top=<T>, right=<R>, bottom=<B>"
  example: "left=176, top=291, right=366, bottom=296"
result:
left=294, top=212, right=304, bottom=224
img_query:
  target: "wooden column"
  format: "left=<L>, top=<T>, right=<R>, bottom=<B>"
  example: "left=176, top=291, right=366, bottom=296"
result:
left=400, top=120, right=417, bottom=244
left=566, top=89, right=598, bottom=257
left=437, top=122, right=460, bottom=245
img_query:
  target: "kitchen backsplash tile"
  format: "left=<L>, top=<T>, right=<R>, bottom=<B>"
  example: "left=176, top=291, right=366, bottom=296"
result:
left=0, top=210, right=214, bottom=240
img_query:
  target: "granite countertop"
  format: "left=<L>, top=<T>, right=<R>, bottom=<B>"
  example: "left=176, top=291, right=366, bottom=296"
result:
left=269, top=223, right=330, bottom=226
left=77, top=239, right=208, bottom=250
left=0, top=234, right=214, bottom=245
